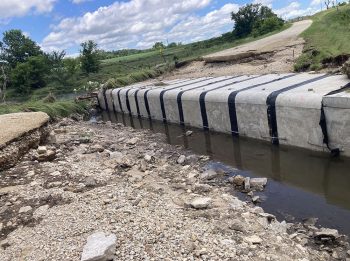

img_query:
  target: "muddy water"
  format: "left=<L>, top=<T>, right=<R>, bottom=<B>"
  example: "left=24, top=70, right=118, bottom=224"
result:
left=98, top=111, right=350, bottom=236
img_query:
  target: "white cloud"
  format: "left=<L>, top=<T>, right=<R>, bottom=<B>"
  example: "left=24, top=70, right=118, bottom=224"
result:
left=310, top=0, right=322, bottom=6
left=275, top=1, right=320, bottom=19
left=72, top=0, right=93, bottom=4
left=0, top=0, right=56, bottom=19
left=42, top=0, right=227, bottom=50
left=41, top=0, right=321, bottom=53
left=253, top=0, right=274, bottom=7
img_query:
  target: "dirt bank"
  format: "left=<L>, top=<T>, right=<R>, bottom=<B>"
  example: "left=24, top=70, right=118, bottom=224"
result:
left=163, top=21, right=311, bottom=79
left=0, top=118, right=349, bottom=260
left=0, top=112, right=50, bottom=171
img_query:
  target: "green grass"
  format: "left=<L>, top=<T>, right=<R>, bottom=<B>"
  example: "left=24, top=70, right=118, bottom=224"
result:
left=295, top=4, right=350, bottom=71
left=0, top=100, right=89, bottom=119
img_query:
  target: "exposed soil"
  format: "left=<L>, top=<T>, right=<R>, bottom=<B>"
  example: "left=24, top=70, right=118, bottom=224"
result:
left=163, top=21, right=312, bottom=79
left=164, top=44, right=303, bottom=79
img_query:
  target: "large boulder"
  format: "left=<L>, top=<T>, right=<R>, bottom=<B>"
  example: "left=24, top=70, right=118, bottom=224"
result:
left=81, top=232, right=117, bottom=261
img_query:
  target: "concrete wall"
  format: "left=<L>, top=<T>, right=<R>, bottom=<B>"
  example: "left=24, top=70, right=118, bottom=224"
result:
left=98, top=74, right=350, bottom=157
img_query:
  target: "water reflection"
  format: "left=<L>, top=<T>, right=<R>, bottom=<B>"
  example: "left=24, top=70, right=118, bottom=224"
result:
left=99, top=111, right=350, bottom=235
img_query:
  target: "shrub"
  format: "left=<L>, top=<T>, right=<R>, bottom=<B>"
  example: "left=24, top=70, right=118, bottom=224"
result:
left=252, top=16, right=284, bottom=37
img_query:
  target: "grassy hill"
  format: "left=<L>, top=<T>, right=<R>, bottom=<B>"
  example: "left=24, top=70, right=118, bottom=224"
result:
left=295, top=4, right=350, bottom=71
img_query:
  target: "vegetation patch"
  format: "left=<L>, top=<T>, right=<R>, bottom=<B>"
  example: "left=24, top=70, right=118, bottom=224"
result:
left=295, top=4, right=350, bottom=72
left=0, top=100, right=89, bottom=119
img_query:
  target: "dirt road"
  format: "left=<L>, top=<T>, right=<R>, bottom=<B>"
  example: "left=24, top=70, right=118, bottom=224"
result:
left=203, top=20, right=312, bottom=63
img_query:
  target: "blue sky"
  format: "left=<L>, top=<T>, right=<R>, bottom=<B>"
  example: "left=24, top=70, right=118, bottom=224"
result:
left=0, top=0, right=325, bottom=55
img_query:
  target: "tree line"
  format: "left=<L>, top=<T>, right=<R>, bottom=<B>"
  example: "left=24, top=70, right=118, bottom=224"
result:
left=0, top=30, right=100, bottom=101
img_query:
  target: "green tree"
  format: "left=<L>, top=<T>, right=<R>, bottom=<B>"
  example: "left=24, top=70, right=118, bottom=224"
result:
left=153, top=42, right=165, bottom=49
left=11, top=56, right=49, bottom=94
left=80, top=40, right=100, bottom=74
left=231, top=4, right=282, bottom=38
left=167, top=42, right=177, bottom=48
left=0, top=29, right=42, bottom=68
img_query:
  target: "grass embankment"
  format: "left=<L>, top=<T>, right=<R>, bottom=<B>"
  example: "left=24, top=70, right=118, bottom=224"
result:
left=295, top=4, right=350, bottom=71
left=0, top=100, right=89, bottom=119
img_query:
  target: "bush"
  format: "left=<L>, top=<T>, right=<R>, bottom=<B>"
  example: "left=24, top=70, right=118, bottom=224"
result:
left=11, top=56, right=49, bottom=94
left=252, top=16, right=284, bottom=37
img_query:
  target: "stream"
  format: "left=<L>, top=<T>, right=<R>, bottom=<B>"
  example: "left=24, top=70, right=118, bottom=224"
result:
left=96, top=110, right=350, bottom=237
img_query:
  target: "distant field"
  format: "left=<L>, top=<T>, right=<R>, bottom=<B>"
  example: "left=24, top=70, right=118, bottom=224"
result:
left=295, top=4, right=350, bottom=71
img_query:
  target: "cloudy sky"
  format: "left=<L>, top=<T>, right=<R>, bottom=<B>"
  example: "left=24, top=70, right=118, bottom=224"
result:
left=0, top=0, right=324, bottom=54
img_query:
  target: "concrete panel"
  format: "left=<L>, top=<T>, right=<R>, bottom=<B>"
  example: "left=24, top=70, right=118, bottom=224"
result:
left=276, top=75, right=349, bottom=150
left=105, top=89, right=114, bottom=112
left=235, top=74, right=323, bottom=141
left=205, top=74, right=289, bottom=134
left=181, top=76, right=251, bottom=128
left=324, top=91, right=350, bottom=157
left=111, top=88, right=122, bottom=112
left=97, top=90, right=107, bottom=111
left=147, top=77, right=211, bottom=121
left=163, top=76, right=238, bottom=124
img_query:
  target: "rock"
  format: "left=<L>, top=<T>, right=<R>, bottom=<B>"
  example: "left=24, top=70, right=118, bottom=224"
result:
left=193, top=183, right=212, bottom=193
left=144, top=154, right=153, bottom=163
left=314, top=228, right=339, bottom=241
left=190, top=197, right=212, bottom=209
left=38, top=150, right=56, bottom=162
left=79, top=137, right=91, bottom=144
left=84, top=177, right=97, bottom=187
left=245, top=235, right=262, bottom=244
left=186, top=155, right=199, bottom=164
left=342, top=59, right=350, bottom=79
left=250, top=178, right=268, bottom=190
left=47, top=131, right=57, bottom=144
left=303, top=217, right=318, bottom=226
left=81, top=232, right=117, bottom=261
left=229, top=220, right=246, bottom=233
left=90, top=144, right=104, bottom=153
left=37, top=146, right=47, bottom=155
left=33, top=205, right=49, bottom=218
left=200, top=169, right=218, bottom=180
left=109, top=151, right=123, bottom=160
left=185, top=130, right=193, bottom=136
left=258, top=212, right=276, bottom=223
left=229, top=175, right=245, bottom=186
left=139, top=160, right=147, bottom=172
left=252, top=196, right=260, bottom=203
left=187, top=171, right=199, bottom=180
left=126, top=138, right=138, bottom=145
left=244, top=177, right=250, bottom=190
left=177, top=155, right=186, bottom=165
left=19, top=206, right=32, bottom=213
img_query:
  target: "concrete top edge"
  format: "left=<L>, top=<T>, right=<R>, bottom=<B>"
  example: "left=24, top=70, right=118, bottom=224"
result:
left=0, top=112, right=50, bottom=147
left=323, top=91, right=350, bottom=109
